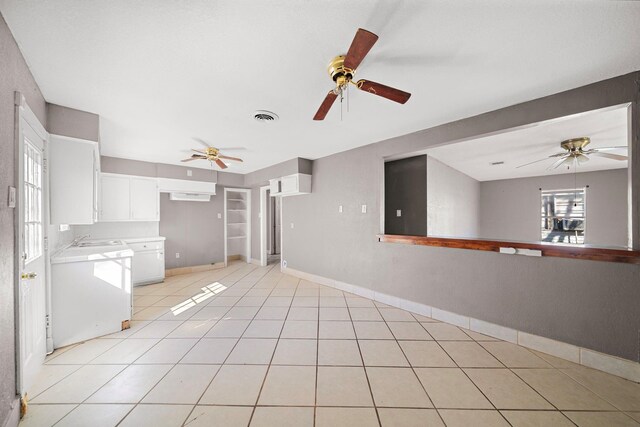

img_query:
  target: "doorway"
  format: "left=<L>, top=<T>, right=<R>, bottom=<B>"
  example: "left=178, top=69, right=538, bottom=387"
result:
left=260, top=186, right=282, bottom=266
left=15, top=94, right=49, bottom=399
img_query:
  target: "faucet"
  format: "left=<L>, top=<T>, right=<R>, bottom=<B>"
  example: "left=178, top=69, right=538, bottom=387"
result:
left=71, top=234, right=91, bottom=246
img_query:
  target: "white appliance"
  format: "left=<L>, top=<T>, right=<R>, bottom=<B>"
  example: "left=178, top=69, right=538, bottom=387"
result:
left=51, top=239, right=133, bottom=348
left=123, top=237, right=166, bottom=286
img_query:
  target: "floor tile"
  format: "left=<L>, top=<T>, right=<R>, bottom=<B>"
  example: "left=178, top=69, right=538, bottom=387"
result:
left=225, top=306, right=261, bottom=319
left=272, top=339, right=317, bottom=365
left=118, top=404, right=193, bottom=427
left=205, top=319, right=250, bottom=338
left=237, top=296, right=267, bottom=306
left=134, top=338, right=197, bottom=364
left=379, top=308, right=416, bottom=322
left=318, top=339, right=363, bottom=366
left=165, top=320, right=215, bottom=338
left=378, top=408, right=445, bottom=427
left=465, top=368, right=554, bottom=409
left=45, top=339, right=122, bottom=364
left=129, top=321, right=183, bottom=339
left=56, top=403, right=134, bottom=427
left=258, top=366, right=316, bottom=406
left=317, top=366, right=373, bottom=406
left=18, top=404, right=75, bottom=427
left=480, top=341, right=551, bottom=368
left=188, top=306, right=231, bottom=321
left=319, top=307, right=351, bottom=321
left=414, top=368, right=492, bottom=409
left=200, top=364, right=268, bottom=405
left=438, top=410, right=510, bottom=427
left=104, top=321, right=150, bottom=339
left=561, top=365, right=640, bottom=411
left=207, top=296, right=241, bottom=306
left=421, top=323, right=472, bottom=340
left=91, top=339, right=160, bottom=364
left=132, top=306, right=169, bottom=321
left=87, top=364, right=172, bottom=403
left=287, top=307, right=319, bottom=320
left=29, top=365, right=83, bottom=399
left=367, top=367, right=432, bottom=408
left=315, top=407, right=379, bottom=427
left=439, top=341, right=503, bottom=367
left=353, top=322, right=394, bottom=339
left=514, top=368, right=616, bottom=410
left=319, top=296, right=347, bottom=307
left=31, top=364, right=126, bottom=403
left=359, top=340, right=409, bottom=366
left=319, top=321, right=356, bottom=339
left=349, top=307, right=383, bottom=321
left=244, top=320, right=285, bottom=338
left=182, top=406, right=253, bottom=427
left=142, top=364, right=219, bottom=404
left=291, top=296, right=319, bottom=307
left=563, top=411, right=640, bottom=427
left=501, top=410, right=575, bottom=427
left=150, top=295, right=189, bottom=307
left=156, top=305, right=203, bottom=321
left=281, top=320, right=318, bottom=339
left=345, top=297, right=376, bottom=308
left=399, top=341, right=456, bottom=367
left=387, top=322, right=433, bottom=340
left=180, top=338, right=238, bottom=364
left=255, top=306, right=289, bottom=320
left=264, top=296, right=293, bottom=307
left=250, top=406, right=314, bottom=427
left=226, top=338, right=277, bottom=364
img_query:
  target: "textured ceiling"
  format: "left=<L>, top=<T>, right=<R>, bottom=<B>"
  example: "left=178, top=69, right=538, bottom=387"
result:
left=2, top=0, right=640, bottom=173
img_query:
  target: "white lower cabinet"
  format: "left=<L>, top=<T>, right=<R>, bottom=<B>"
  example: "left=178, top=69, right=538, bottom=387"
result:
left=125, top=239, right=165, bottom=286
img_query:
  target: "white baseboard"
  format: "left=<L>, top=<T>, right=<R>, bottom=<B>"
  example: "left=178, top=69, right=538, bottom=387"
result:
left=283, top=266, right=640, bottom=383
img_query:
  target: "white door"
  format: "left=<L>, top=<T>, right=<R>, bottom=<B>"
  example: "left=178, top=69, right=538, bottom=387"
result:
left=18, top=116, right=47, bottom=396
left=100, top=174, right=130, bottom=221
left=130, top=177, right=158, bottom=220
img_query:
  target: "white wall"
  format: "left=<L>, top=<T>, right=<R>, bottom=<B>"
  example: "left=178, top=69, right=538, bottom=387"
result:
left=73, top=221, right=159, bottom=239
left=427, top=156, right=480, bottom=238
left=478, top=168, right=628, bottom=247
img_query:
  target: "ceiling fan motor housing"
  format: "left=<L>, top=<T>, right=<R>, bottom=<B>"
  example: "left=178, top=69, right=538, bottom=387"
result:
left=328, top=55, right=354, bottom=86
left=561, top=137, right=590, bottom=154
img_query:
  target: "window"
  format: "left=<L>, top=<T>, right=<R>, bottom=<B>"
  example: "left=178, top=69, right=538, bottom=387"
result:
left=24, top=138, right=43, bottom=263
left=541, top=188, right=585, bottom=244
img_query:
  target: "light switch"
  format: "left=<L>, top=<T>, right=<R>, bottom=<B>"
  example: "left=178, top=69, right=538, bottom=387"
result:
left=187, top=169, right=193, bottom=176
left=217, top=213, right=222, bottom=219
left=361, top=204, right=367, bottom=214
left=176, top=253, right=180, bottom=258
left=338, top=205, right=343, bottom=213
left=290, top=222, right=294, bottom=229
left=396, top=209, right=402, bottom=217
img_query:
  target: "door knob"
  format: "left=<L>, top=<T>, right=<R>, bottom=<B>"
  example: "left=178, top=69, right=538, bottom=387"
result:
left=21, top=272, right=37, bottom=280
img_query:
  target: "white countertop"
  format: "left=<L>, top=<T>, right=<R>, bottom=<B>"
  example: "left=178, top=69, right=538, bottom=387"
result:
left=51, top=239, right=134, bottom=264
left=122, top=236, right=166, bottom=243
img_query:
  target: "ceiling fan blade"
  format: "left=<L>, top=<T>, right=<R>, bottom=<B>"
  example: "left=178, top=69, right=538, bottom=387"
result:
left=547, top=155, right=571, bottom=170
left=181, top=155, right=206, bottom=162
left=218, top=154, right=243, bottom=162
left=343, top=28, right=379, bottom=70
left=590, top=146, right=627, bottom=152
left=193, top=137, right=213, bottom=148
left=356, top=79, right=411, bottom=104
left=589, top=152, right=628, bottom=161
left=313, top=91, right=338, bottom=120
left=516, top=153, right=565, bottom=169
left=192, top=149, right=207, bottom=154
left=214, top=159, right=228, bottom=169
left=217, top=147, right=246, bottom=151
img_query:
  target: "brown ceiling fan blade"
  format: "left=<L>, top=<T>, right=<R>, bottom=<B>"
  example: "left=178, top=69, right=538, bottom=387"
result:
left=590, top=152, right=628, bottom=161
left=313, top=91, right=338, bottom=120
left=218, top=154, right=243, bottom=162
left=214, top=159, right=228, bottom=169
left=181, top=154, right=207, bottom=162
left=356, top=80, right=411, bottom=104
left=343, top=28, right=379, bottom=70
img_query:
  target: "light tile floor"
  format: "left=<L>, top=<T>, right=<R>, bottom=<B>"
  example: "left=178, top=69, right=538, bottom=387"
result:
left=21, top=262, right=640, bottom=426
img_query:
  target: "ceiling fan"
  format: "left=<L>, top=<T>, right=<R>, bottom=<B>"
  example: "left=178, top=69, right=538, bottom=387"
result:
left=181, top=138, right=245, bottom=169
left=313, top=28, right=411, bottom=120
left=516, top=137, right=628, bottom=170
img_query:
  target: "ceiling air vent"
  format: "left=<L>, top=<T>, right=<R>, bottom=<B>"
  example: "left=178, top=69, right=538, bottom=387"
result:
left=253, top=110, right=279, bottom=122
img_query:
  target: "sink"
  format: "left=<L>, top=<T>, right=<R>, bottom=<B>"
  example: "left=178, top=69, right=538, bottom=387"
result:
left=74, top=240, right=123, bottom=247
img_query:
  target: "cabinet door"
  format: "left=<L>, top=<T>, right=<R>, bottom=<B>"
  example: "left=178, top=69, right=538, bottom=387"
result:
left=130, top=177, right=158, bottom=220
left=280, top=174, right=298, bottom=194
left=100, top=175, right=130, bottom=221
left=269, top=179, right=280, bottom=194
left=132, top=251, right=164, bottom=284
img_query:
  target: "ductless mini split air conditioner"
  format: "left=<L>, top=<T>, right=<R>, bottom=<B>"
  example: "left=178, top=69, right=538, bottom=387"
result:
left=169, top=192, right=211, bottom=202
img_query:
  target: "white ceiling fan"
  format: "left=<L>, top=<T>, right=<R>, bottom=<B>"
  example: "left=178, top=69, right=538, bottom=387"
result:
left=517, top=137, right=628, bottom=170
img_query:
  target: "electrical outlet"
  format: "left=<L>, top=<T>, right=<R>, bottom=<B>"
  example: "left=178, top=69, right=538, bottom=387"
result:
left=338, top=205, right=343, bottom=213
left=396, top=209, right=402, bottom=217
left=290, top=222, right=294, bottom=229
left=175, top=253, right=180, bottom=259
left=217, top=213, right=222, bottom=219
left=282, top=260, right=287, bottom=268
left=361, top=204, right=367, bottom=214
left=187, top=170, right=193, bottom=177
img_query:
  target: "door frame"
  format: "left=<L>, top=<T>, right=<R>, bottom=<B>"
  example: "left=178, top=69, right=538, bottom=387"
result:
left=14, top=92, right=50, bottom=396
left=259, top=186, right=269, bottom=266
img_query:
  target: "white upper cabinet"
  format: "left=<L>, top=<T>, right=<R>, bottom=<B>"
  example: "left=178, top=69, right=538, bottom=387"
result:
left=130, top=177, right=159, bottom=220
left=99, top=173, right=159, bottom=221
left=50, top=135, right=99, bottom=225
left=269, top=173, right=311, bottom=197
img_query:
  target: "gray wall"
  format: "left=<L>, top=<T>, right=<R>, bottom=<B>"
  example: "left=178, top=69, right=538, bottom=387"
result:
left=479, top=169, right=628, bottom=247
left=159, top=192, right=225, bottom=269
left=283, top=72, right=640, bottom=362
left=384, top=156, right=427, bottom=236
left=0, top=13, right=47, bottom=427
left=46, top=103, right=99, bottom=142
left=427, top=156, right=480, bottom=238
